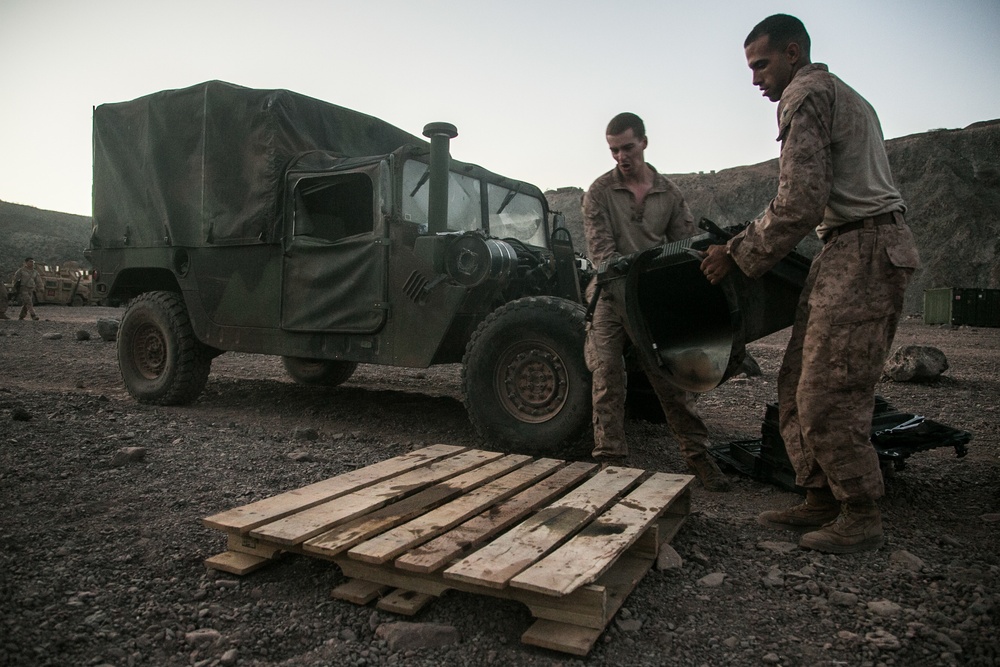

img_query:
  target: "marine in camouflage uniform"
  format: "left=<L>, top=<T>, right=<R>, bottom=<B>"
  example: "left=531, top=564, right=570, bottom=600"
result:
left=13, top=258, right=43, bottom=321
left=701, top=15, right=920, bottom=552
left=585, top=112, right=730, bottom=491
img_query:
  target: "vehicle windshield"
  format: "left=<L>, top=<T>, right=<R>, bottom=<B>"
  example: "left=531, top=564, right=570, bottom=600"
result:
left=402, top=159, right=547, bottom=247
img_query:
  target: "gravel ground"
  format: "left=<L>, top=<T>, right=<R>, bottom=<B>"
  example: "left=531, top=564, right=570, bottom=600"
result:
left=1, top=306, right=997, bottom=667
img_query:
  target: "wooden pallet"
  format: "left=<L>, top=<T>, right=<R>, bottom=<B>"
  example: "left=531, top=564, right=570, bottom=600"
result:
left=203, top=445, right=692, bottom=656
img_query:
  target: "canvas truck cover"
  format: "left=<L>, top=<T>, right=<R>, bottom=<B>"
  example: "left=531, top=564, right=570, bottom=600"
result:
left=92, top=80, right=424, bottom=248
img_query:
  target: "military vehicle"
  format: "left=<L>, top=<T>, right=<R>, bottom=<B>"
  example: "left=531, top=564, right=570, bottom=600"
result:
left=5, top=264, right=92, bottom=307
left=87, top=81, right=596, bottom=453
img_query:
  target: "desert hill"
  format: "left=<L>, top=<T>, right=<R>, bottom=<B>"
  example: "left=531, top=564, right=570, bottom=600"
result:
left=2, top=120, right=997, bottom=312
left=547, top=119, right=1000, bottom=313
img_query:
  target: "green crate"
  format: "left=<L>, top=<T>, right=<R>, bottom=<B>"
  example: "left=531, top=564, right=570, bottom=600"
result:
left=923, top=287, right=1000, bottom=327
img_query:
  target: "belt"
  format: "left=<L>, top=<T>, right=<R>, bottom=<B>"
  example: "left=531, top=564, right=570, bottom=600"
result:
left=826, top=211, right=899, bottom=242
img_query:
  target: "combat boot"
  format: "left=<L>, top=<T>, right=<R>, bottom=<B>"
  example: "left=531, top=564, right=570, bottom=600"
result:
left=758, top=487, right=839, bottom=531
left=686, top=454, right=731, bottom=492
left=799, top=500, right=884, bottom=554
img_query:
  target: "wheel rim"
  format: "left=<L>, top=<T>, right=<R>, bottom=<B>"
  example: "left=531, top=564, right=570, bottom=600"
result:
left=131, top=322, right=167, bottom=380
left=495, top=341, right=568, bottom=424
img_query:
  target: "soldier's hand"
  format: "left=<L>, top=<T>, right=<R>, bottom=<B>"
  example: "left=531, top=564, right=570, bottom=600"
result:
left=699, top=244, right=734, bottom=285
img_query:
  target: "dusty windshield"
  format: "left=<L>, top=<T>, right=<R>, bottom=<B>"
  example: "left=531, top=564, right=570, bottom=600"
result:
left=402, top=159, right=546, bottom=247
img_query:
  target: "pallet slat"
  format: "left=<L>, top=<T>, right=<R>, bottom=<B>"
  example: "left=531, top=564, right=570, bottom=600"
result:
left=395, top=461, right=597, bottom=574
left=251, top=449, right=503, bottom=546
left=302, top=454, right=528, bottom=557
left=203, top=444, right=465, bottom=533
left=510, top=473, right=689, bottom=596
left=346, top=458, right=563, bottom=564
left=442, top=466, right=645, bottom=589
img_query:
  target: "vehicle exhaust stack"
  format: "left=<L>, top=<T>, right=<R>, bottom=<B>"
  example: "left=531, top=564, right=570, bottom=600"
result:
left=422, top=122, right=458, bottom=234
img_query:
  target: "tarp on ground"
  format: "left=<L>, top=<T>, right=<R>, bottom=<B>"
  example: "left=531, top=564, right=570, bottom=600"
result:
left=92, top=80, right=424, bottom=248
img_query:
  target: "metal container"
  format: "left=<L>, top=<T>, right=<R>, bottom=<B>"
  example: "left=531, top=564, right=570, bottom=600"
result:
left=609, top=231, right=810, bottom=393
left=923, top=287, right=1000, bottom=327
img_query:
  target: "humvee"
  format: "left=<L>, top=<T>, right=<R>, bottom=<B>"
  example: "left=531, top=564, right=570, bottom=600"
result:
left=87, top=81, right=595, bottom=454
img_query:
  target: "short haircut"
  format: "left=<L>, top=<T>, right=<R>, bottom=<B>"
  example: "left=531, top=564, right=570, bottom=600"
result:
left=25, top=257, right=33, bottom=262
left=606, top=112, right=645, bottom=139
left=745, top=14, right=811, bottom=58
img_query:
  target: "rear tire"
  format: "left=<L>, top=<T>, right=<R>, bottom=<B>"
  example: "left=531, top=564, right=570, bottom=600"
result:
left=118, top=291, right=212, bottom=405
left=462, top=296, right=591, bottom=455
left=282, top=357, right=358, bottom=386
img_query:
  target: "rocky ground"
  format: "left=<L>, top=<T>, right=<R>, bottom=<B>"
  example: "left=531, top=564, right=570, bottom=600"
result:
left=1, top=306, right=997, bottom=667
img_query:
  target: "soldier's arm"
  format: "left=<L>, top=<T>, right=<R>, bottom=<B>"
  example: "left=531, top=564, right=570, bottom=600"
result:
left=582, top=189, right=619, bottom=267
left=728, top=93, right=834, bottom=279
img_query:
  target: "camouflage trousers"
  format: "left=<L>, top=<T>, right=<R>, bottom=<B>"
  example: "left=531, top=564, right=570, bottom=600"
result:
left=585, top=281, right=710, bottom=460
left=17, top=289, right=37, bottom=319
left=779, top=219, right=918, bottom=502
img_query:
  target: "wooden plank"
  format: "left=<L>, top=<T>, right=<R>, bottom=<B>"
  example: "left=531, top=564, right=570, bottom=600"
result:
left=203, top=444, right=466, bottom=532
left=227, top=532, right=284, bottom=559
left=346, top=458, right=561, bottom=564
left=203, top=550, right=272, bottom=576
left=521, top=618, right=600, bottom=656
left=509, top=473, right=690, bottom=596
left=302, top=454, right=530, bottom=557
left=330, top=579, right=389, bottom=604
left=335, top=554, right=609, bottom=617
left=442, top=465, right=645, bottom=589
left=250, top=449, right=503, bottom=546
left=395, top=461, right=597, bottom=574
left=376, top=589, right=436, bottom=616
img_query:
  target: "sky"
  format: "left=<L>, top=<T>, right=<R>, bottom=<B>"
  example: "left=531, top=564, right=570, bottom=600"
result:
left=1, top=0, right=998, bottom=217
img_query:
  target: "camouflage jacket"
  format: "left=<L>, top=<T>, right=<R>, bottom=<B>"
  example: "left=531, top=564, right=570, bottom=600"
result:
left=583, top=164, right=696, bottom=267
left=728, top=64, right=907, bottom=279
left=13, top=267, right=42, bottom=292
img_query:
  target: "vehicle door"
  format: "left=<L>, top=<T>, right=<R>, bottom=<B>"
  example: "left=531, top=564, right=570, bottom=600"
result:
left=281, top=159, right=389, bottom=333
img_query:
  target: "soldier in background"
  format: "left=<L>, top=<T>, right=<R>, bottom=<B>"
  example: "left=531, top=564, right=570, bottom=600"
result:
left=1, top=278, right=8, bottom=319
left=13, top=257, right=44, bottom=321
left=700, top=14, right=920, bottom=552
left=583, top=112, right=730, bottom=492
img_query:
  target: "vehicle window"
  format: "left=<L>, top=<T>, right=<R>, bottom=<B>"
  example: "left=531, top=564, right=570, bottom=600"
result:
left=486, top=183, right=547, bottom=247
left=294, top=173, right=374, bottom=241
left=402, top=160, right=481, bottom=233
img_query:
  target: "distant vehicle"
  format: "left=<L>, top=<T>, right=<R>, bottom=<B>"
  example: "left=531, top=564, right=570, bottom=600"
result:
left=5, top=264, right=93, bottom=307
left=87, top=81, right=594, bottom=454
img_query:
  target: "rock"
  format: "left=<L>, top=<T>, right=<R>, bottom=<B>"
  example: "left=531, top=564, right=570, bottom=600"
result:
left=828, top=590, right=859, bottom=607
left=11, top=407, right=32, bottom=421
left=867, top=599, right=903, bottom=617
left=288, top=451, right=316, bottom=462
left=185, top=628, right=222, bottom=647
left=981, top=513, right=1000, bottom=523
left=889, top=549, right=925, bottom=571
left=43, top=332, right=63, bottom=340
left=97, top=318, right=120, bottom=342
left=762, top=567, right=784, bottom=588
left=757, top=540, right=798, bottom=553
left=75, top=330, right=91, bottom=341
left=865, top=629, right=901, bottom=650
left=762, top=652, right=781, bottom=664
left=220, top=649, right=238, bottom=666
left=111, top=447, right=147, bottom=467
left=883, top=345, right=948, bottom=381
left=293, top=427, right=319, bottom=441
left=698, top=572, right=726, bottom=587
left=375, top=622, right=460, bottom=652
left=655, top=544, right=683, bottom=571
left=615, top=618, right=643, bottom=633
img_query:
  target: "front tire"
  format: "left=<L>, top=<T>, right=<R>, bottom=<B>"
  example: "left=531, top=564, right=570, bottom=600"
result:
left=282, top=357, right=358, bottom=386
left=118, top=291, right=212, bottom=405
left=462, top=296, right=591, bottom=455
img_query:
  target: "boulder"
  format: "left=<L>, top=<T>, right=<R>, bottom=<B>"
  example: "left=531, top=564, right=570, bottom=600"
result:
left=883, top=345, right=948, bottom=381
